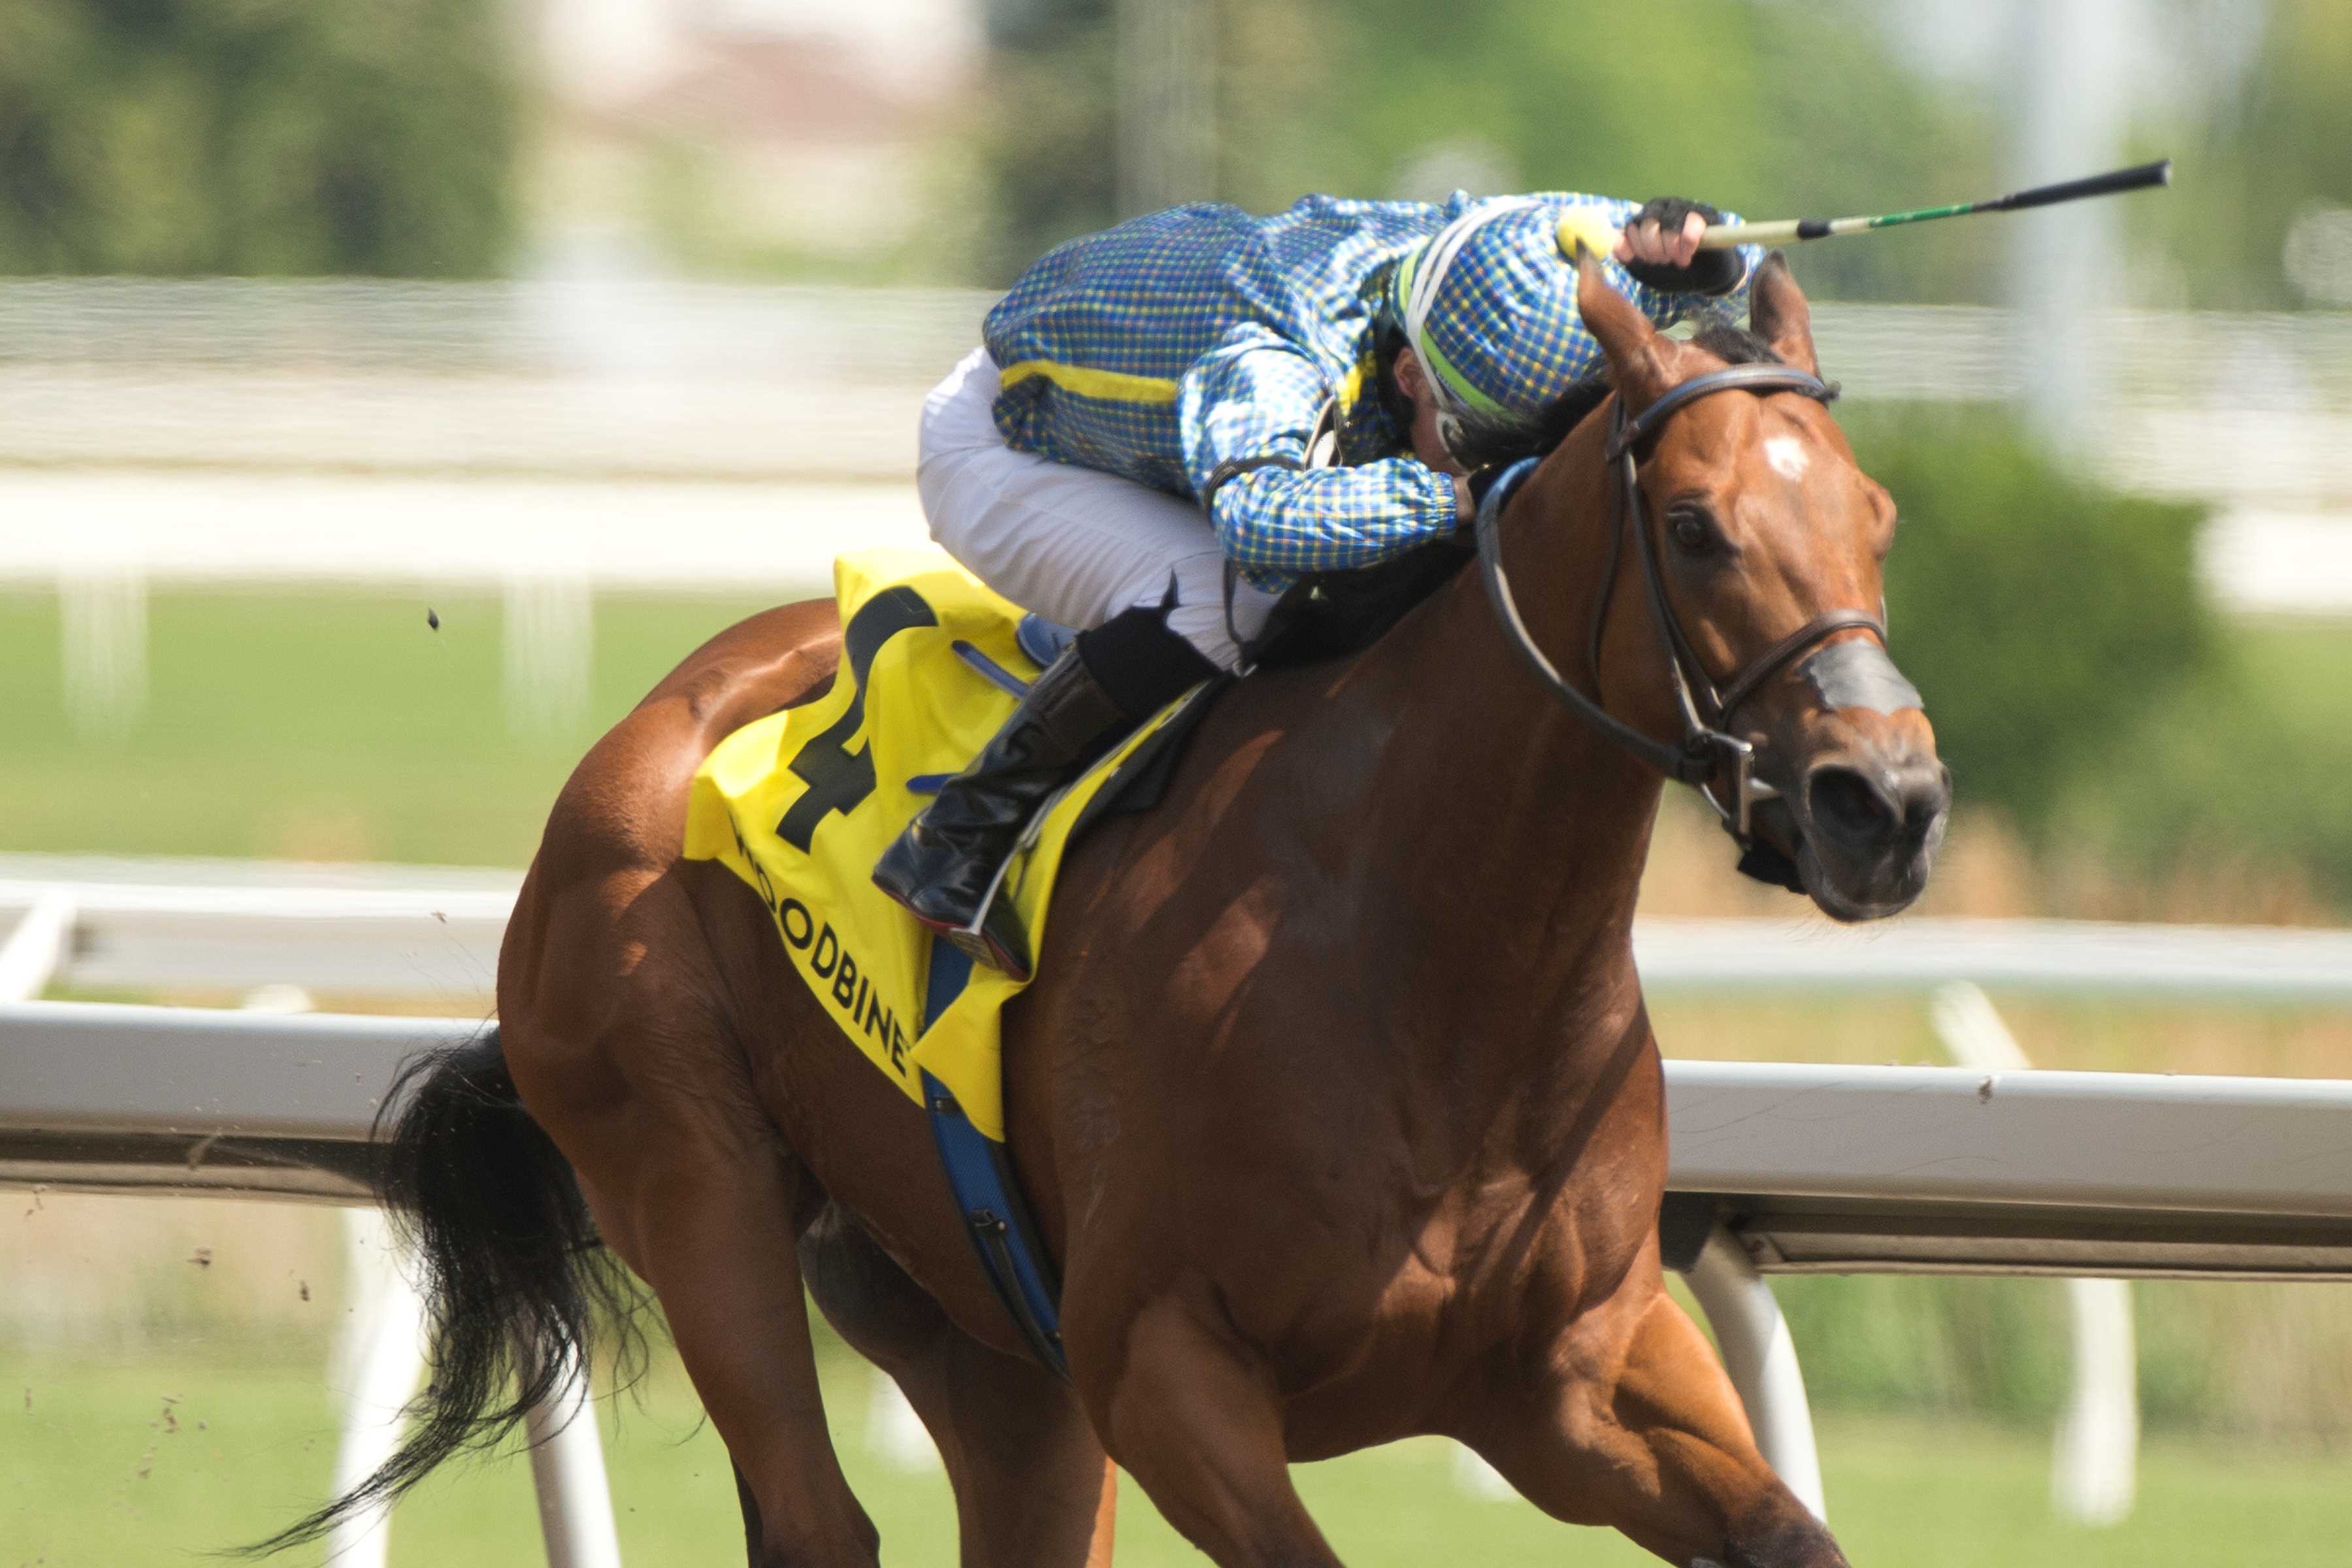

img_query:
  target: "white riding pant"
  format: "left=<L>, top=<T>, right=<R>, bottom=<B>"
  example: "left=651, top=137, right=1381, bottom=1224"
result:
left=917, top=347, right=1281, bottom=673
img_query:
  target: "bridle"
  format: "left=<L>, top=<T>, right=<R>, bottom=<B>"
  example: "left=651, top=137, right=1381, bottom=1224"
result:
left=1473, top=362, right=1887, bottom=851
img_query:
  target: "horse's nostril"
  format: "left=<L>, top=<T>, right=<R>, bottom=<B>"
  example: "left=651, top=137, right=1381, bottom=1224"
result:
left=1901, top=766, right=1954, bottom=837
left=1808, top=765, right=1897, bottom=851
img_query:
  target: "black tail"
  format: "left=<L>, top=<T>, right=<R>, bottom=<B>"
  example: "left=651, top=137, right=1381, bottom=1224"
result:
left=250, top=1025, right=647, bottom=1554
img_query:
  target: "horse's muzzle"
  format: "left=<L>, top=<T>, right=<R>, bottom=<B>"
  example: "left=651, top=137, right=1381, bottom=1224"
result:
left=1789, top=747, right=1951, bottom=921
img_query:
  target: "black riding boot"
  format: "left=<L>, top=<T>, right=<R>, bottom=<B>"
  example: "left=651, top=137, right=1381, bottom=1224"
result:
left=873, top=605, right=1214, bottom=979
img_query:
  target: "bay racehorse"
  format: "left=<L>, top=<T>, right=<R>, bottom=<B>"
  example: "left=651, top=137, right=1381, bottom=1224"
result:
left=276, top=254, right=1946, bottom=1566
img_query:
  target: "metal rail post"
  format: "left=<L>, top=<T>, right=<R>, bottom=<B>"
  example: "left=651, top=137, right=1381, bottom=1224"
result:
left=338, top=1220, right=627, bottom=1568
left=1931, top=982, right=2138, bottom=1524
left=1684, top=1226, right=1827, bottom=1522
left=517, top=1336, right=625, bottom=1568
left=58, top=564, right=148, bottom=740
left=2054, top=1277, right=2138, bottom=1524
left=868, top=1369, right=941, bottom=1470
left=0, top=892, right=74, bottom=1001
left=328, top=1207, right=429, bottom=1568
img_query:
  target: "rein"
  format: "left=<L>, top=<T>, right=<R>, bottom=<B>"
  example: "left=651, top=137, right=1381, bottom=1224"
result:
left=1473, top=362, right=1886, bottom=847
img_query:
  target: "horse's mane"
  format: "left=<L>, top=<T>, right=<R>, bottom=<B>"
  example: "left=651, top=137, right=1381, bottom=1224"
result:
left=1688, top=323, right=1788, bottom=370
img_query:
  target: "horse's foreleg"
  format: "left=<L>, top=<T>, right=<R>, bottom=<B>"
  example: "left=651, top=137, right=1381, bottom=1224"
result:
left=800, top=1203, right=1117, bottom=1568
left=1463, top=1282, right=1846, bottom=1568
left=1079, top=1290, right=1345, bottom=1568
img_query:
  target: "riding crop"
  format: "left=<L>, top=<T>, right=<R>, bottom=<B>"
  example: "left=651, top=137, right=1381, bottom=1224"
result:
left=1699, top=158, right=2172, bottom=248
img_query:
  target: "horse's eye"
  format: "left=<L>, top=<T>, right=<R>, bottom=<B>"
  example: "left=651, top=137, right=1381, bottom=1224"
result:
left=1667, top=508, right=1717, bottom=556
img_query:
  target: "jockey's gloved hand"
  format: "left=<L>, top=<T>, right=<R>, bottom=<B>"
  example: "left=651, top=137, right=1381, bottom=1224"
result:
left=1615, top=197, right=1744, bottom=296
left=1465, top=463, right=1512, bottom=515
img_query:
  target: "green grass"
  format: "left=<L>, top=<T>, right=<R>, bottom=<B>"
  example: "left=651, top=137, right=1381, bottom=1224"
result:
left=0, top=586, right=785, bottom=867
left=8, top=1342, right=2351, bottom=1568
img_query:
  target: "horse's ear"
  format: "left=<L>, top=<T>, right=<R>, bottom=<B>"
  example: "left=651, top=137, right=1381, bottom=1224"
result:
left=1749, top=251, right=1819, bottom=377
left=1574, top=247, right=1675, bottom=409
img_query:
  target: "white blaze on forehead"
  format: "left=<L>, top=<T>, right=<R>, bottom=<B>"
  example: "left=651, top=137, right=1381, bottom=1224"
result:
left=1764, top=434, right=1810, bottom=483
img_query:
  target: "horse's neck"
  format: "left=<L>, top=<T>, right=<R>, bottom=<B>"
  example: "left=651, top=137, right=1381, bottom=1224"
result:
left=1330, top=417, right=1671, bottom=1129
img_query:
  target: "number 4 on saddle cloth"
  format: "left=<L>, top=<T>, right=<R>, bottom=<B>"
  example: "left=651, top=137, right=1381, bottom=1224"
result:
left=682, top=549, right=1214, bottom=1373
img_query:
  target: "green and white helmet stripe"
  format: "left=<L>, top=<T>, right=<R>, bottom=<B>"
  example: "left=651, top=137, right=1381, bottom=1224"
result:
left=1390, top=198, right=1537, bottom=422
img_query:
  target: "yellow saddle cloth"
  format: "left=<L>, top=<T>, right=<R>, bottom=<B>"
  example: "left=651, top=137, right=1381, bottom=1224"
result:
left=683, top=549, right=1196, bottom=1141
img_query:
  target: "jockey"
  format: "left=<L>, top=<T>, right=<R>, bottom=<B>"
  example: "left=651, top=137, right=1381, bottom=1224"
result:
left=876, top=190, right=1765, bottom=975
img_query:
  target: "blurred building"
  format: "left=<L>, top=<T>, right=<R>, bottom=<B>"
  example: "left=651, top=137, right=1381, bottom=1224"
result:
left=527, top=0, right=985, bottom=273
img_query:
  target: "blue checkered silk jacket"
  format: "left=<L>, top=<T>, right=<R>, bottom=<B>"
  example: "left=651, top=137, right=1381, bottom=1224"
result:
left=982, top=192, right=1757, bottom=592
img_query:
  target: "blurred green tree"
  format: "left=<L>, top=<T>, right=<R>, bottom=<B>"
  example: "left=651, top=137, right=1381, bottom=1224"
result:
left=966, top=3, right=2352, bottom=310
left=1224, top=0, right=1997, bottom=302
left=970, top=0, right=1119, bottom=284
left=0, top=0, right=518, bottom=276
left=968, top=0, right=1995, bottom=299
left=2146, top=0, right=2352, bottom=308
left=1848, top=406, right=2215, bottom=830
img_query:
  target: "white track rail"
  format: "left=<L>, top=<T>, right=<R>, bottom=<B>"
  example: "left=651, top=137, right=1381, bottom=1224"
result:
left=9, top=858, right=2351, bottom=1005
left=14, top=998, right=2351, bottom=1233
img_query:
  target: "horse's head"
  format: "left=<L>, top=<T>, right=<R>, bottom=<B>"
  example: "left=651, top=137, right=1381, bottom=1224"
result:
left=1562, top=253, right=1949, bottom=921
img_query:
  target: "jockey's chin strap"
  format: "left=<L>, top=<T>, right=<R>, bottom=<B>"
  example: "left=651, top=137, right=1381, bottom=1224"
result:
left=1473, top=362, right=1886, bottom=851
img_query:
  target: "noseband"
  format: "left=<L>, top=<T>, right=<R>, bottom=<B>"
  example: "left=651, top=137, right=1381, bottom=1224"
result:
left=1473, top=362, right=1886, bottom=849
